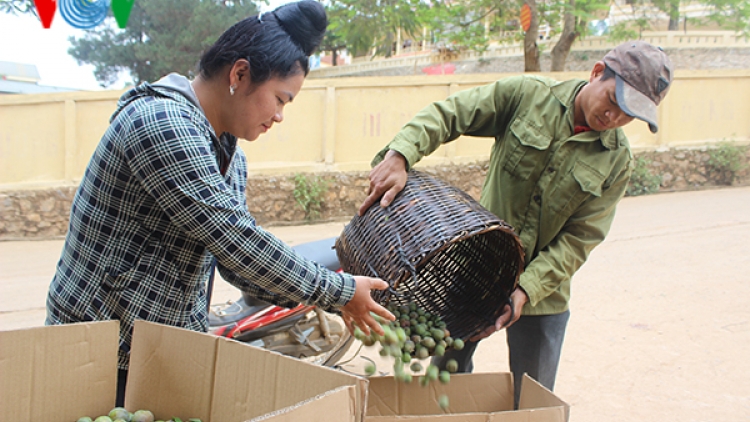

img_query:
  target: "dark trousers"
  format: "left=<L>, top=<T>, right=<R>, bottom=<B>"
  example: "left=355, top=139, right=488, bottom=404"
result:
left=116, top=369, right=128, bottom=407
left=112, top=264, right=214, bottom=408
left=432, top=310, right=570, bottom=408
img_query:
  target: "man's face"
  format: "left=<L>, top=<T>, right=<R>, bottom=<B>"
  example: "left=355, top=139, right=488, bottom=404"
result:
left=579, top=65, right=635, bottom=132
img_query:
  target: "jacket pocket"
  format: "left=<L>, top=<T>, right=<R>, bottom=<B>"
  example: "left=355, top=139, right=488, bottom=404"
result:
left=548, top=160, right=605, bottom=215
left=503, top=119, right=553, bottom=180
left=101, top=236, right=190, bottom=321
left=100, top=221, right=191, bottom=320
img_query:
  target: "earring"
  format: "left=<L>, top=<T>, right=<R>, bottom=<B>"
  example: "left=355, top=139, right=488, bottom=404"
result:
left=230, top=85, right=236, bottom=96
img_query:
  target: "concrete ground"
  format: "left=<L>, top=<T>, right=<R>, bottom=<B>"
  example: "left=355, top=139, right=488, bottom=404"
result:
left=2, top=186, right=749, bottom=421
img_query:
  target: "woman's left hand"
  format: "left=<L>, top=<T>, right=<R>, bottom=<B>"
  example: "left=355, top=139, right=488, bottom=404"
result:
left=340, top=276, right=395, bottom=336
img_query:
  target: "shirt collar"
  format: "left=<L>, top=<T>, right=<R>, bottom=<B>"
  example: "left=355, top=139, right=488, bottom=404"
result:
left=551, top=78, right=621, bottom=150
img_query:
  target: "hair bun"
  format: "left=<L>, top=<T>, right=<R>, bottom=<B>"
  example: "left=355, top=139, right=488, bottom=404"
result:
left=274, top=0, right=327, bottom=56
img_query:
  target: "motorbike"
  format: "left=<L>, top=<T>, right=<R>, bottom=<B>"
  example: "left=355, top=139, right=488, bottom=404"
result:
left=208, top=237, right=354, bottom=367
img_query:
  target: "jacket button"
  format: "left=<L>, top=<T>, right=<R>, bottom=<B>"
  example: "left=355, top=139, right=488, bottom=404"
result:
left=547, top=167, right=555, bottom=173
left=533, top=195, right=542, bottom=204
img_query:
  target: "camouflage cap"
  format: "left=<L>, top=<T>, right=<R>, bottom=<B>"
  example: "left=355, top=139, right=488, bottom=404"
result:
left=603, top=40, right=673, bottom=133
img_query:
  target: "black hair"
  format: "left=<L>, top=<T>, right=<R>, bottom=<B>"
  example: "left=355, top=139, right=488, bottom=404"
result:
left=601, top=64, right=616, bottom=81
left=198, top=0, right=327, bottom=84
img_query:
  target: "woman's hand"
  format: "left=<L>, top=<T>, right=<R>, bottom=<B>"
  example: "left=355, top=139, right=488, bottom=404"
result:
left=469, top=288, right=528, bottom=342
left=340, top=276, right=395, bottom=336
left=358, top=150, right=409, bottom=216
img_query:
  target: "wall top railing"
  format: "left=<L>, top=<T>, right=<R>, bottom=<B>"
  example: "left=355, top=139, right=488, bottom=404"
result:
left=2, top=69, right=749, bottom=191
left=310, top=30, right=750, bottom=79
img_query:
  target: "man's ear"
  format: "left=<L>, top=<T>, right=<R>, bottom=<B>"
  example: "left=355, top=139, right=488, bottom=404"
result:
left=590, top=61, right=606, bottom=83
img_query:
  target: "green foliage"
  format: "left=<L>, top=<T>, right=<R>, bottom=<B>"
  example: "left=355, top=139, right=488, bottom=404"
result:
left=0, top=0, right=34, bottom=14
left=566, top=0, right=612, bottom=37
left=320, top=27, right=348, bottom=65
left=422, top=0, right=512, bottom=56
left=326, top=0, right=428, bottom=57
left=626, top=156, right=662, bottom=196
left=705, top=142, right=749, bottom=185
left=607, top=22, right=640, bottom=42
left=66, top=0, right=259, bottom=87
left=293, top=174, right=330, bottom=221
left=702, top=0, right=750, bottom=35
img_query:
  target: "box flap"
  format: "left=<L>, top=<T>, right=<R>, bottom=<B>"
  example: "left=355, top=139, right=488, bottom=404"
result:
left=126, top=320, right=217, bottom=422
left=247, top=385, right=357, bottom=422
left=366, top=373, right=513, bottom=416
left=487, top=407, right=567, bottom=422
left=517, top=375, right=569, bottom=422
left=366, top=413, right=488, bottom=422
left=0, top=321, right=119, bottom=422
left=211, top=337, right=367, bottom=422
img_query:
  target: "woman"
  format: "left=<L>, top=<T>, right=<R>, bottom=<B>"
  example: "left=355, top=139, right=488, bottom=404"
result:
left=46, top=0, right=393, bottom=405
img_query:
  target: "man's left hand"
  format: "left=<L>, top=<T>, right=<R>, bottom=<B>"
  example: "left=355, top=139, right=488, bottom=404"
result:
left=469, top=287, right=529, bottom=341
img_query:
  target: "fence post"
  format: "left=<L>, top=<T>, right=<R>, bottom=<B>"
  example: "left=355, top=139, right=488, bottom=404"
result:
left=323, top=86, right=337, bottom=166
left=64, top=99, right=77, bottom=183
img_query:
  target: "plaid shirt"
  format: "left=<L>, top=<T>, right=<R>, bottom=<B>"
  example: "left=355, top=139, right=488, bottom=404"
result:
left=46, top=81, right=355, bottom=370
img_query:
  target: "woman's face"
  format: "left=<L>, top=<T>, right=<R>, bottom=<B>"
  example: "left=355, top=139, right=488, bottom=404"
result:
left=229, top=71, right=305, bottom=142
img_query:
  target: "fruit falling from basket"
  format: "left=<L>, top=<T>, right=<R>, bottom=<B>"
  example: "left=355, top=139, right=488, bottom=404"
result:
left=353, top=301, right=463, bottom=411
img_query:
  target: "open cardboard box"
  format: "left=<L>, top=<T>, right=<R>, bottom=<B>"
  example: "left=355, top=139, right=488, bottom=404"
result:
left=0, top=320, right=366, bottom=422
left=365, top=372, right=569, bottom=422
left=247, top=385, right=357, bottom=422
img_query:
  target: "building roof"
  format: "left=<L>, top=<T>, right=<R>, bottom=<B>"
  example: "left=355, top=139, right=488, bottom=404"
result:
left=0, top=61, right=79, bottom=94
left=0, top=61, right=41, bottom=83
left=0, top=79, right=77, bottom=94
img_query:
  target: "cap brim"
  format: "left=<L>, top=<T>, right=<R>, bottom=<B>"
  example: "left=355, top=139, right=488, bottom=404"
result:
left=615, top=75, right=659, bottom=133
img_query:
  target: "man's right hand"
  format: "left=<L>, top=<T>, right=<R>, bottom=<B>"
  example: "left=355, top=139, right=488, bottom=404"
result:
left=469, top=287, right=528, bottom=341
left=358, top=150, right=409, bottom=216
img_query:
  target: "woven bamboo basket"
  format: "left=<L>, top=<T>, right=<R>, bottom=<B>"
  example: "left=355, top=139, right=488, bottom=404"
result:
left=335, top=171, right=524, bottom=341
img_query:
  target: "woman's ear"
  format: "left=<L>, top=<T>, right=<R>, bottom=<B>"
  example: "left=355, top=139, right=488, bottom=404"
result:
left=229, top=59, right=251, bottom=90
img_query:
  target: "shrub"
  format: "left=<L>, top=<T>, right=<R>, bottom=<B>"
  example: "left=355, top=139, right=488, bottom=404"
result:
left=626, top=156, right=662, bottom=196
left=705, top=142, right=749, bottom=185
left=293, top=173, right=329, bottom=221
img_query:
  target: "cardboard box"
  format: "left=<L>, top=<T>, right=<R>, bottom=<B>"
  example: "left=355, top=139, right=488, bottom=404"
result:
left=1, top=320, right=366, bottom=422
left=247, top=385, right=357, bottom=422
left=365, top=372, right=569, bottom=422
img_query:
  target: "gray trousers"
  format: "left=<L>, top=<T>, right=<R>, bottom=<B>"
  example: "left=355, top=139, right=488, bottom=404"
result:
left=432, top=310, right=570, bottom=408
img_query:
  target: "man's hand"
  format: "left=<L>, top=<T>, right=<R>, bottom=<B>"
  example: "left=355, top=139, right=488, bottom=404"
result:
left=469, top=287, right=529, bottom=342
left=340, top=276, right=395, bottom=336
left=358, top=150, right=409, bottom=216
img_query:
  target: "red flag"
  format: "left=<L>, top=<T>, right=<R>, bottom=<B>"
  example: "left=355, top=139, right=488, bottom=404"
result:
left=34, top=0, right=56, bottom=28
left=520, top=3, right=532, bottom=32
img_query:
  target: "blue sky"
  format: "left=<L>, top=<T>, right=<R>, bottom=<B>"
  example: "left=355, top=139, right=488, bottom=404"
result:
left=0, top=0, right=293, bottom=91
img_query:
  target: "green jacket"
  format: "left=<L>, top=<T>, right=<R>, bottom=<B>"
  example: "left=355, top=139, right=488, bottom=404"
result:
left=373, top=75, right=633, bottom=315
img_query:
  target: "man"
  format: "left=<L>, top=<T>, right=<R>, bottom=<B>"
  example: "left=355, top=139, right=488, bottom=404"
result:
left=358, top=41, right=673, bottom=405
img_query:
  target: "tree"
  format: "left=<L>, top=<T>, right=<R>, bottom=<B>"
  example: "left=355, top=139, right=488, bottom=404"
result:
left=523, top=0, right=542, bottom=71
left=0, top=0, right=34, bottom=14
left=326, top=0, right=427, bottom=58
left=320, top=28, right=348, bottom=66
left=66, top=0, right=260, bottom=88
left=422, top=0, right=510, bottom=56
left=551, top=0, right=577, bottom=71
left=703, top=0, right=750, bottom=34
left=548, top=0, right=609, bottom=71
left=321, top=2, right=352, bottom=65
left=657, top=0, right=682, bottom=30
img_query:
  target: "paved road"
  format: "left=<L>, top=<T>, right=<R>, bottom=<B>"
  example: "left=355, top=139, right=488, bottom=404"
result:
left=2, top=187, right=749, bottom=421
